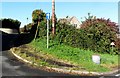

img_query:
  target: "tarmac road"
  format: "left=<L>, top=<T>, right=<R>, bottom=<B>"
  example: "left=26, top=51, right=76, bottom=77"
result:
left=1, top=50, right=120, bottom=78
left=1, top=50, right=71, bottom=77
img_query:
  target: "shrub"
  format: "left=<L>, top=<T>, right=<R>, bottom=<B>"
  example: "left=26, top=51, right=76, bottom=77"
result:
left=35, top=12, right=119, bottom=54
left=20, top=23, right=33, bottom=33
left=37, top=21, right=47, bottom=38
left=80, top=17, right=119, bottom=54
left=1, top=18, right=21, bottom=33
left=54, top=16, right=119, bottom=54
left=55, top=22, right=77, bottom=44
left=115, top=38, right=120, bottom=51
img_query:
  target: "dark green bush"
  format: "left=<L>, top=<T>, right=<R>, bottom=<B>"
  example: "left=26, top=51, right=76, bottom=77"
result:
left=20, top=23, right=33, bottom=33
left=54, top=17, right=119, bottom=54
left=35, top=12, right=119, bottom=54
left=115, top=38, right=120, bottom=52
left=55, top=22, right=76, bottom=44
left=1, top=18, right=21, bottom=33
left=35, top=21, right=47, bottom=38
left=80, top=18, right=119, bottom=54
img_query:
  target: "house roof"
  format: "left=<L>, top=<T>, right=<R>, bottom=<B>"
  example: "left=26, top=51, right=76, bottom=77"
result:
left=69, top=16, right=81, bottom=24
left=59, top=16, right=80, bottom=23
left=58, top=16, right=81, bottom=28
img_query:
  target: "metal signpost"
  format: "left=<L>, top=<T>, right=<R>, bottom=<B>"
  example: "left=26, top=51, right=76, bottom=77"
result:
left=46, top=13, right=50, bottom=49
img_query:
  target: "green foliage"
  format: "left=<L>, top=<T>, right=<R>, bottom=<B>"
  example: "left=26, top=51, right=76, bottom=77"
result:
left=34, top=13, right=57, bottom=39
left=54, top=16, right=119, bottom=54
left=33, top=11, right=119, bottom=54
left=55, top=22, right=76, bottom=44
left=32, top=9, right=46, bottom=24
left=80, top=16, right=119, bottom=54
left=115, top=38, right=120, bottom=51
left=20, top=23, right=33, bottom=33
left=30, top=38, right=118, bottom=72
left=37, top=21, right=47, bottom=38
left=1, top=18, right=21, bottom=32
left=25, top=23, right=33, bottom=31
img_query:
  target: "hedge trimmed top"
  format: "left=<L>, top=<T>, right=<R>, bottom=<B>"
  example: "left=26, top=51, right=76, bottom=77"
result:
left=1, top=18, right=21, bottom=30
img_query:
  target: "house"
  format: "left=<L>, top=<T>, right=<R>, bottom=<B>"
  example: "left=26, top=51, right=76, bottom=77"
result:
left=58, top=16, right=81, bottom=29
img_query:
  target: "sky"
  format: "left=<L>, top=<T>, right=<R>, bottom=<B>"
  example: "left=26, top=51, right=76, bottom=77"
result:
left=1, top=0, right=120, bottom=2
left=1, top=1, right=119, bottom=28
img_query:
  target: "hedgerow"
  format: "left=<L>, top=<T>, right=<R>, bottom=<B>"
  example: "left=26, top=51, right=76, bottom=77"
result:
left=35, top=14, right=119, bottom=54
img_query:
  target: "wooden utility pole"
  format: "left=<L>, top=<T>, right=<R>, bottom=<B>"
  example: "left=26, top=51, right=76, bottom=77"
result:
left=52, top=0, right=55, bottom=36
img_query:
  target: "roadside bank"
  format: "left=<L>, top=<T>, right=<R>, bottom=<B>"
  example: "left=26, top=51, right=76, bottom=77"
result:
left=10, top=44, right=120, bottom=76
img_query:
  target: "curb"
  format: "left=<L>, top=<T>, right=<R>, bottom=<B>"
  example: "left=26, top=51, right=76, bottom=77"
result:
left=11, top=49, right=120, bottom=76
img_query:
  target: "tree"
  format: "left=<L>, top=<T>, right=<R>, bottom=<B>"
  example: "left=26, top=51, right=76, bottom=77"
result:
left=32, top=9, right=46, bottom=24
left=32, top=9, right=46, bottom=39
left=80, top=14, right=119, bottom=54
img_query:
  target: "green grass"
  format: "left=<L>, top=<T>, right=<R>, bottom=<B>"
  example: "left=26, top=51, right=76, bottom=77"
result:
left=12, top=47, right=57, bottom=67
left=30, top=38, right=118, bottom=72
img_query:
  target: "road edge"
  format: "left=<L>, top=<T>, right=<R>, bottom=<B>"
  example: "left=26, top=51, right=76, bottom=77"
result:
left=11, top=49, right=120, bottom=76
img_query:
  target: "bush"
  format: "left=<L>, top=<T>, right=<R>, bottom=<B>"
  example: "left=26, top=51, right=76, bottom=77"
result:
left=20, top=23, right=33, bottom=33
left=37, top=21, right=47, bottom=38
left=55, top=22, right=76, bottom=44
left=115, top=38, right=120, bottom=51
left=1, top=18, right=21, bottom=33
left=54, top=17, right=119, bottom=54
left=35, top=13, right=119, bottom=54
left=80, top=17, right=119, bottom=54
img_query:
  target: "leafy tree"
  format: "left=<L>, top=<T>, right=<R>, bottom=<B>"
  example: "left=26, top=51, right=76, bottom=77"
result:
left=34, top=11, right=58, bottom=39
left=32, top=9, right=46, bottom=39
left=80, top=14, right=119, bottom=54
left=32, top=9, right=46, bottom=24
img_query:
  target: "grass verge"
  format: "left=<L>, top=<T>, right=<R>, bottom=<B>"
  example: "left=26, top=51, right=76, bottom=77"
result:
left=29, top=38, right=118, bottom=72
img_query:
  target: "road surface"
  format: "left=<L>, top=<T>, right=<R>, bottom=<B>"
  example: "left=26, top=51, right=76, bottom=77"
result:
left=1, top=50, right=71, bottom=77
left=0, top=50, right=120, bottom=77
